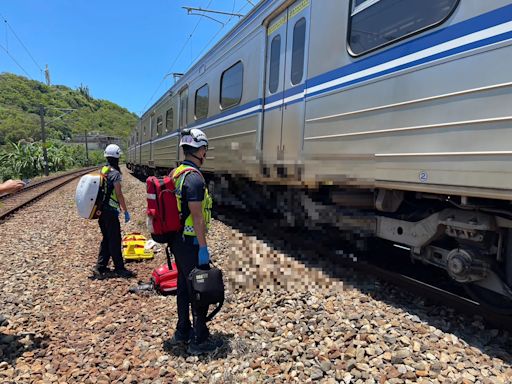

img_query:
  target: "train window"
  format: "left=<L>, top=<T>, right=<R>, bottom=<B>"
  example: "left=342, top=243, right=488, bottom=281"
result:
left=195, top=84, right=209, bottom=120
left=143, top=126, right=147, bottom=139
left=156, top=116, right=163, bottom=136
left=269, top=35, right=281, bottom=93
left=220, top=61, right=243, bottom=109
left=179, top=87, right=189, bottom=128
left=166, top=108, right=173, bottom=132
left=348, top=0, right=459, bottom=56
left=291, top=18, right=306, bottom=85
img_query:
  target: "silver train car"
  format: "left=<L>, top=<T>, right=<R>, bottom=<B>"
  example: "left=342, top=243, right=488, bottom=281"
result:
left=128, top=0, right=512, bottom=311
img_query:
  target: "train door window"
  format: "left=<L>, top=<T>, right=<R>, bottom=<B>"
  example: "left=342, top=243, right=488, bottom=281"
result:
left=195, top=84, right=209, bottom=120
left=156, top=115, right=163, bottom=136
left=166, top=108, right=173, bottom=132
left=179, top=87, right=189, bottom=128
left=220, top=61, right=243, bottom=109
left=143, top=126, right=147, bottom=140
left=269, top=35, right=281, bottom=93
left=291, top=18, right=306, bottom=85
left=348, top=0, right=459, bottom=56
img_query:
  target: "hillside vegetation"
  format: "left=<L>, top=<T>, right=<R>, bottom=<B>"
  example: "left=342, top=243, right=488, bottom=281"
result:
left=0, top=73, right=138, bottom=145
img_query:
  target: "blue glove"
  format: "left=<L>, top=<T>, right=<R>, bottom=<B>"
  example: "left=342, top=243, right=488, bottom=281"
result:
left=198, top=246, right=210, bottom=266
left=124, top=211, right=131, bottom=223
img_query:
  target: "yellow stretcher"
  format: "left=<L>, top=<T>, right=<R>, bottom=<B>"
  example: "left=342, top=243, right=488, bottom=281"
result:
left=122, top=233, right=154, bottom=261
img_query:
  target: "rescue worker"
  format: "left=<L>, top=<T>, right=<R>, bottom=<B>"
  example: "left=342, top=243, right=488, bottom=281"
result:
left=169, top=128, right=221, bottom=355
left=0, top=179, right=25, bottom=195
left=92, top=144, right=135, bottom=279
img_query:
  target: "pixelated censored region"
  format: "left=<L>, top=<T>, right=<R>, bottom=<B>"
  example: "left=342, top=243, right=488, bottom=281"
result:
left=225, top=230, right=345, bottom=293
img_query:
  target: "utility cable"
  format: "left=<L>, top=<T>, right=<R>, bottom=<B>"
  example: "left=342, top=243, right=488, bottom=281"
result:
left=0, top=41, right=33, bottom=79
left=4, top=16, right=8, bottom=51
left=191, top=0, right=252, bottom=65
left=0, top=13, right=43, bottom=76
left=139, top=0, right=214, bottom=115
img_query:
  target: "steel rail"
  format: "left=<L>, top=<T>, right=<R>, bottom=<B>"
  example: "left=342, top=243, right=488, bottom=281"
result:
left=211, top=203, right=512, bottom=332
left=352, top=261, right=512, bottom=331
left=0, top=167, right=98, bottom=221
left=128, top=169, right=512, bottom=330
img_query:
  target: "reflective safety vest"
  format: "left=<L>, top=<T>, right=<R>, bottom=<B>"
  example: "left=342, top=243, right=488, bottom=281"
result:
left=101, top=166, right=120, bottom=211
left=172, top=164, right=212, bottom=237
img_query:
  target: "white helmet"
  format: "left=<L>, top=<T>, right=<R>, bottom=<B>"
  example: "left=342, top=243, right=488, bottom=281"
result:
left=179, top=128, right=208, bottom=149
left=104, top=144, right=122, bottom=158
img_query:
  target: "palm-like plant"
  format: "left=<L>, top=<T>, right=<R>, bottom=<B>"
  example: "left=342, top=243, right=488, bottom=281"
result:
left=0, top=139, right=91, bottom=181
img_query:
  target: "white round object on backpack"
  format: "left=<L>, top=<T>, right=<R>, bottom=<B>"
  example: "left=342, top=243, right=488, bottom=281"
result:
left=75, top=174, right=101, bottom=219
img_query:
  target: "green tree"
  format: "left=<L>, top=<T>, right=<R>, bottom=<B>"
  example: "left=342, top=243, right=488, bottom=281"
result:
left=0, top=73, right=138, bottom=146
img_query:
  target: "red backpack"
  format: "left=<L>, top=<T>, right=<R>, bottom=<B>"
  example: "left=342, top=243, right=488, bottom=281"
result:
left=146, top=167, right=198, bottom=243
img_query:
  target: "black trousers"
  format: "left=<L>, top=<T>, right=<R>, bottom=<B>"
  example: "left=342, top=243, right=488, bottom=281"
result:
left=97, top=210, right=125, bottom=270
left=171, top=235, right=209, bottom=343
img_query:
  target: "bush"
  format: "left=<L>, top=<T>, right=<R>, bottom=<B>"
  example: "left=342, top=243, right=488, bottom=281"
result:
left=0, top=140, right=90, bottom=181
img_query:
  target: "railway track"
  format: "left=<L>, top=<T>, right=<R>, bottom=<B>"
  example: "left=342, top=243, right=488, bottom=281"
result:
left=213, top=204, right=512, bottom=332
left=0, top=167, right=98, bottom=221
left=129, top=169, right=512, bottom=330
left=355, top=259, right=512, bottom=330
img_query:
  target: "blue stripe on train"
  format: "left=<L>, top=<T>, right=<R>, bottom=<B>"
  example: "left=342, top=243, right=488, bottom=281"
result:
left=307, top=3, right=512, bottom=89
left=142, top=3, right=512, bottom=143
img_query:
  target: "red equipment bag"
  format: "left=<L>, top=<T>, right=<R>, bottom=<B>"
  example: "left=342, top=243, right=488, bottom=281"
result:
left=146, top=167, right=198, bottom=244
left=151, top=246, right=179, bottom=295
left=151, top=262, right=178, bottom=294
left=129, top=246, right=179, bottom=295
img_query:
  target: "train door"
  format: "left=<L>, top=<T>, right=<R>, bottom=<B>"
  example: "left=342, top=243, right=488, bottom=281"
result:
left=262, top=8, right=287, bottom=168
left=262, top=0, right=311, bottom=176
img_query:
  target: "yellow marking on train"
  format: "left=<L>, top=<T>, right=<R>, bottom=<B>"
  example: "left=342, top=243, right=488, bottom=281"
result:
left=268, top=15, right=287, bottom=35
left=289, top=0, right=310, bottom=19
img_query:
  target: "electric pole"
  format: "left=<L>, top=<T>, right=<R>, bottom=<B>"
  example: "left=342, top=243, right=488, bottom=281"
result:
left=39, top=106, right=49, bottom=176
left=44, top=64, right=51, bottom=86
left=84, top=130, right=89, bottom=166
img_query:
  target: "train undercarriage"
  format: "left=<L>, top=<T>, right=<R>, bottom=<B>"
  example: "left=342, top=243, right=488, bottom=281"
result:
left=376, top=190, right=512, bottom=314
left=210, top=173, right=512, bottom=314
left=129, top=164, right=512, bottom=314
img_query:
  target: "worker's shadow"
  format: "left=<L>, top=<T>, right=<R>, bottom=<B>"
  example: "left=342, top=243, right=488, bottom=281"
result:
left=163, top=332, right=233, bottom=360
left=0, top=331, right=47, bottom=367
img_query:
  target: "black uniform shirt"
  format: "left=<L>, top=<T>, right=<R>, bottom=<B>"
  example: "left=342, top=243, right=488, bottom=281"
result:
left=180, top=160, right=205, bottom=222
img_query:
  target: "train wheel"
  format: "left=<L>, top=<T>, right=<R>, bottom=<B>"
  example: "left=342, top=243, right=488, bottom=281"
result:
left=464, top=283, right=512, bottom=315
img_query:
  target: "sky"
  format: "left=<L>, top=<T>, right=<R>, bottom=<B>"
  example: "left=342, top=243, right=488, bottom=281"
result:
left=0, top=0, right=256, bottom=116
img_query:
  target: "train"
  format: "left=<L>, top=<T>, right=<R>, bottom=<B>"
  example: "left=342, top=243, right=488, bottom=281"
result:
left=127, top=0, right=512, bottom=312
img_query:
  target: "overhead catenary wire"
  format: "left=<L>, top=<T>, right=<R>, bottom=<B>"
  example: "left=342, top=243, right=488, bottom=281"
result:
left=4, top=16, right=8, bottom=51
left=0, top=12, right=44, bottom=80
left=139, top=0, right=255, bottom=116
left=0, top=41, right=33, bottom=79
left=139, top=0, right=215, bottom=115
left=190, top=1, right=251, bottom=65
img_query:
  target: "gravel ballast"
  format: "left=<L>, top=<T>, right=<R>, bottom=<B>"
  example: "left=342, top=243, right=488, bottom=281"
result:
left=0, top=168, right=511, bottom=384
